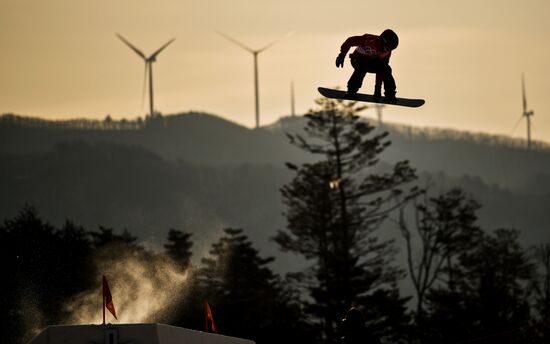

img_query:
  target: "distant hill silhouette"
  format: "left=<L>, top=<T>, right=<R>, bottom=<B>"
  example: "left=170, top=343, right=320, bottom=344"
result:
left=0, top=140, right=291, bottom=261
left=2, top=112, right=549, bottom=191
left=268, top=115, right=550, bottom=192
left=1, top=112, right=549, bottom=267
left=0, top=112, right=308, bottom=166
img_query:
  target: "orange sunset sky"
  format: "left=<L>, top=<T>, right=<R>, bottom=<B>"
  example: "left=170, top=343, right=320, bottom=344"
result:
left=1, top=0, right=549, bottom=142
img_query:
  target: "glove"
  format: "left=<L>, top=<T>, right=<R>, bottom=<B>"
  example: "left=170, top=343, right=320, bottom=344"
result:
left=335, top=52, right=345, bottom=68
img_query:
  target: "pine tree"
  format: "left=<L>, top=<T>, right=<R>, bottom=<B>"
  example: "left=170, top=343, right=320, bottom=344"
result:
left=0, top=206, right=95, bottom=344
left=164, top=228, right=193, bottom=271
left=199, top=228, right=309, bottom=344
left=274, top=98, right=418, bottom=342
left=531, top=242, right=550, bottom=341
left=427, top=228, right=534, bottom=343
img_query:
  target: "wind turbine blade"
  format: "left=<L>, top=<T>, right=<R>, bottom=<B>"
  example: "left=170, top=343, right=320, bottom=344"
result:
left=522, top=73, right=527, bottom=113
left=216, top=30, right=255, bottom=53
left=258, top=31, right=294, bottom=53
left=116, top=33, right=147, bottom=60
left=509, top=115, right=524, bottom=135
left=141, top=62, right=149, bottom=110
left=149, top=38, right=175, bottom=60
left=258, top=39, right=280, bottom=53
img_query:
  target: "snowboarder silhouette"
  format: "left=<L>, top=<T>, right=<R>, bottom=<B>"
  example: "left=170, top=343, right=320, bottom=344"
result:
left=335, top=29, right=399, bottom=101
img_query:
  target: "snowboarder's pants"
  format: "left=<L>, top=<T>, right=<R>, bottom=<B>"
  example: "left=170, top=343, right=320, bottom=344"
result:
left=347, top=58, right=396, bottom=95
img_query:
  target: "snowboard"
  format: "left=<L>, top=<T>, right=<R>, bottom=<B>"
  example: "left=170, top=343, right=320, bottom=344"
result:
left=318, top=87, right=425, bottom=108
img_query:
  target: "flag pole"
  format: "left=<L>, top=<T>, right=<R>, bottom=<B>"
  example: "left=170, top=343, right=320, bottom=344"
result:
left=204, top=300, right=208, bottom=332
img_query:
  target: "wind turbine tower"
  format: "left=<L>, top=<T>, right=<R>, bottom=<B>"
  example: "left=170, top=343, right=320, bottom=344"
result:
left=291, top=80, right=296, bottom=117
left=116, top=34, right=175, bottom=118
left=217, top=31, right=289, bottom=129
left=373, top=103, right=385, bottom=124
left=522, top=73, right=535, bottom=150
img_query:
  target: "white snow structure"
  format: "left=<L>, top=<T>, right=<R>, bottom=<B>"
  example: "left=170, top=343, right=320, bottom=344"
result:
left=27, top=323, right=255, bottom=344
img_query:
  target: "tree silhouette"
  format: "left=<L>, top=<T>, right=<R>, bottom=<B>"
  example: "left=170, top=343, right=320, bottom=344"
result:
left=161, top=228, right=198, bottom=329
left=427, top=228, right=534, bottom=343
left=198, top=228, right=308, bottom=344
left=164, top=228, right=193, bottom=271
left=530, top=242, right=550, bottom=344
left=89, top=226, right=141, bottom=253
left=0, top=206, right=95, bottom=344
left=398, top=187, right=482, bottom=323
left=274, top=98, right=417, bottom=342
left=532, top=243, right=550, bottom=321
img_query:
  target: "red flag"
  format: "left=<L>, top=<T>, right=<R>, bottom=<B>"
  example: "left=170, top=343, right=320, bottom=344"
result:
left=204, top=300, right=217, bottom=333
left=103, top=276, right=117, bottom=321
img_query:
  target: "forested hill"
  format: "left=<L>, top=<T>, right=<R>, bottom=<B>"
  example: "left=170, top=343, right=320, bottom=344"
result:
left=1, top=112, right=549, bottom=255
left=2, top=112, right=549, bottom=192
left=269, top=116, right=550, bottom=192
left=0, top=112, right=308, bottom=166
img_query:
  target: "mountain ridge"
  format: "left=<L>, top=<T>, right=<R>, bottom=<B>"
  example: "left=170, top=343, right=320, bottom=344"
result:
left=1, top=111, right=548, bottom=261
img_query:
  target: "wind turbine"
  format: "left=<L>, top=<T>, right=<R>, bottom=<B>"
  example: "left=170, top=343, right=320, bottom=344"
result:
left=290, top=80, right=296, bottom=117
left=116, top=33, right=175, bottom=118
left=217, top=31, right=290, bottom=129
left=511, top=74, right=535, bottom=149
left=522, top=74, right=535, bottom=150
left=373, top=103, right=385, bottom=124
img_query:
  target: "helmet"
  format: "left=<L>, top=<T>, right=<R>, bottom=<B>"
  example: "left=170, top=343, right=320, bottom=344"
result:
left=380, top=29, right=399, bottom=50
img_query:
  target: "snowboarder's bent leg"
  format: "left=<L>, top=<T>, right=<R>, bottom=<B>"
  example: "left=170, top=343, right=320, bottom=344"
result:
left=374, top=81, right=382, bottom=98
left=378, top=64, right=396, bottom=100
left=347, top=58, right=368, bottom=95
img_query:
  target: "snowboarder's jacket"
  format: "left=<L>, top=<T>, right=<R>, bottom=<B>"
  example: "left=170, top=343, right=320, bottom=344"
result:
left=340, top=34, right=391, bottom=63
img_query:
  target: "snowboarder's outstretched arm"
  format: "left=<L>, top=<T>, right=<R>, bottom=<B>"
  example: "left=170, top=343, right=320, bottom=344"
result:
left=336, top=34, right=379, bottom=67
left=336, top=35, right=365, bottom=67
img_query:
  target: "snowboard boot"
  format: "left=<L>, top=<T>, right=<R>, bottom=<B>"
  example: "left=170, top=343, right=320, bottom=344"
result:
left=346, top=87, right=359, bottom=97
left=373, top=85, right=382, bottom=98
left=385, top=92, right=397, bottom=103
